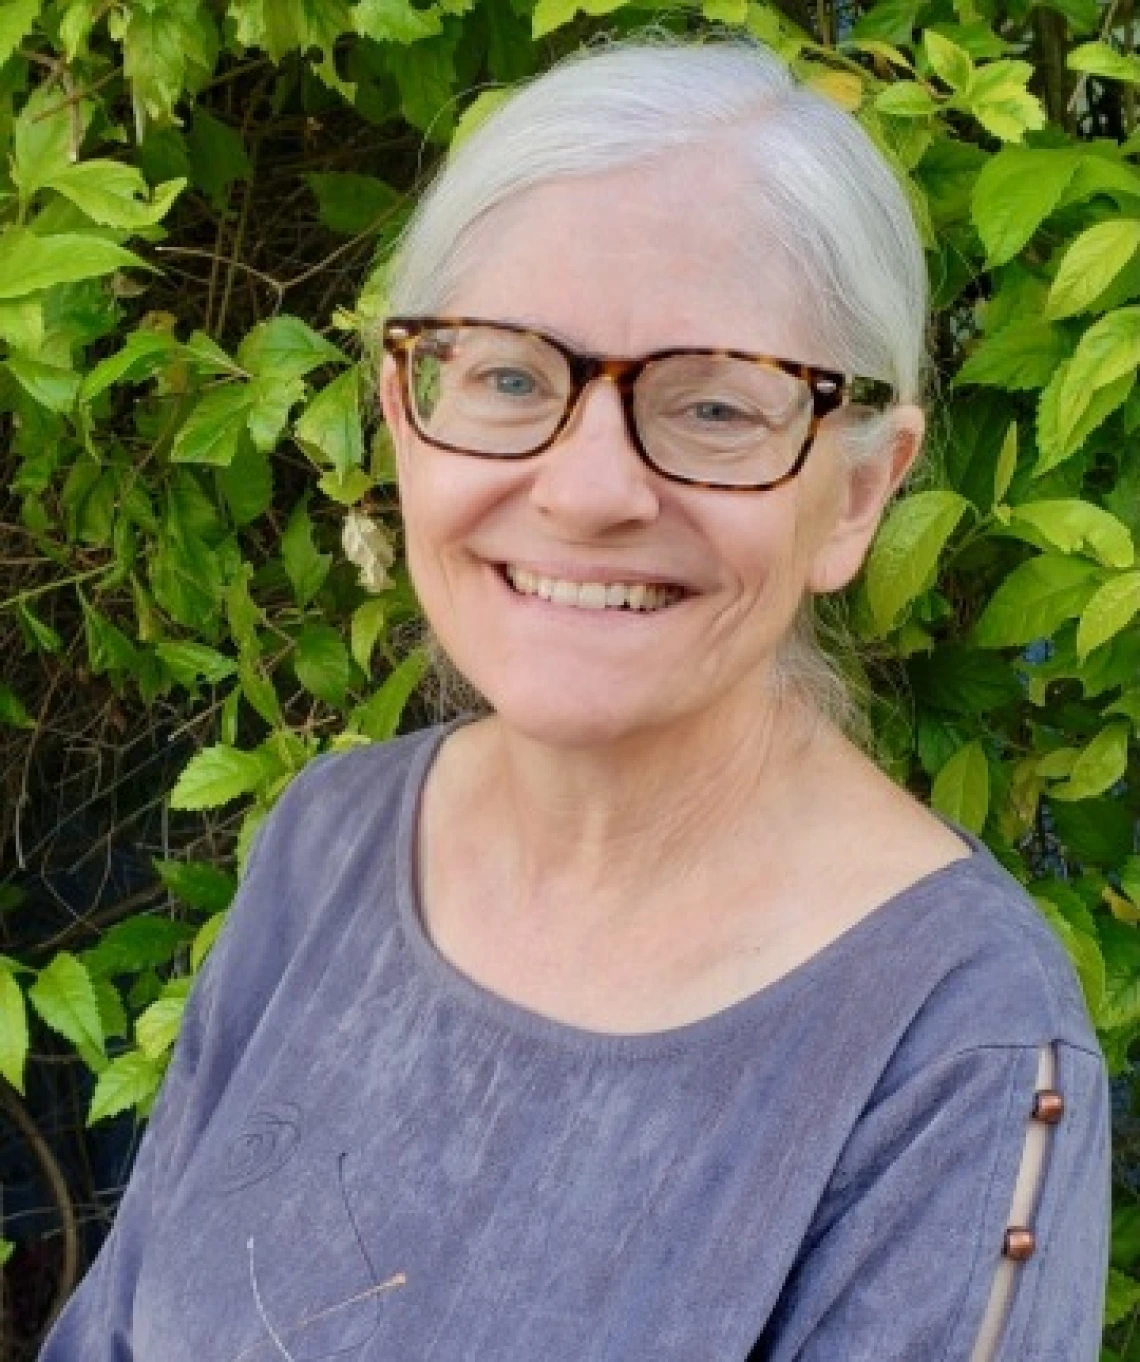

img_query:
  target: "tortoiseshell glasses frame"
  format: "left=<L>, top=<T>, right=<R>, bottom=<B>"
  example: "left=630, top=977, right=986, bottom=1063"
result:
left=381, top=315, right=896, bottom=493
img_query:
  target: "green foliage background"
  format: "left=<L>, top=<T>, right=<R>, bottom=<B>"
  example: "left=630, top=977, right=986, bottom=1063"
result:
left=1, top=0, right=1139, bottom=1352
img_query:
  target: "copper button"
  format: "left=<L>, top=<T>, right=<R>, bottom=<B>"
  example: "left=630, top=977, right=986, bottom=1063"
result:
left=1003, top=1227, right=1036, bottom=1261
left=1032, top=1090, right=1065, bottom=1124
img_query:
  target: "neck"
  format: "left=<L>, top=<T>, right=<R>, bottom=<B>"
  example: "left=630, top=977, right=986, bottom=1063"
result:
left=444, top=684, right=839, bottom=936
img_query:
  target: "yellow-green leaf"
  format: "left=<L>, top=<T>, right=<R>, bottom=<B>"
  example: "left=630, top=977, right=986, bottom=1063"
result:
left=931, top=740, right=990, bottom=833
left=1046, top=220, right=1140, bottom=320
left=28, top=953, right=104, bottom=1059
left=1077, top=571, right=1140, bottom=659
left=971, top=148, right=1080, bottom=266
left=171, top=385, right=253, bottom=466
left=1052, top=723, right=1130, bottom=801
left=1068, top=40, right=1140, bottom=84
left=169, top=745, right=267, bottom=811
left=1006, top=500, right=1134, bottom=569
left=0, top=230, right=146, bottom=301
left=135, top=996, right=186, bottom=1060
left=925, top=30, right=974, bottom=91
left=1036, top=362, right=1135, bottom=475
left=0, top=967, right=29, bottom=1093
left=294, top=368, right=364, bottom=475
left=865, top=490, right=970, bottom=634
left=89, top=1051, right=164, bottom=1125
left=974, top=553, right=1101, bottom=646
left=994, top=422, right=1018, bottom=504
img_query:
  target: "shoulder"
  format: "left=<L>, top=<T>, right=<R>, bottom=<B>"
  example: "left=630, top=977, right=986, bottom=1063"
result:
left=206, top=722, right=447, bottom=986
left=866, top=844, right=1103, bottom=1085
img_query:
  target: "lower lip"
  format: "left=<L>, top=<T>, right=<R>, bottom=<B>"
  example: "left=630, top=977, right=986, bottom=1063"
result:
left=491, top=566, right=690, bottom=622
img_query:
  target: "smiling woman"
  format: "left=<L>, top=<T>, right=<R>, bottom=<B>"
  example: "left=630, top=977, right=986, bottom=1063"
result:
left=40, top=38, right=1109, bottom=1362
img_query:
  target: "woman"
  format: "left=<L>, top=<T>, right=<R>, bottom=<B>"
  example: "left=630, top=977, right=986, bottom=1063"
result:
left=42, top=39, right=1108, bottom=1362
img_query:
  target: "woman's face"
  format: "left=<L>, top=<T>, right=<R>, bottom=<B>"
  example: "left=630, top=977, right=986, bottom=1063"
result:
left=383, top=152, right=919, bottom=748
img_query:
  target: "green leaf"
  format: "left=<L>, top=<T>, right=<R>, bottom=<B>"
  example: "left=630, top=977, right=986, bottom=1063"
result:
left=191, top=912, right=227, bottom=971
left=1036, top=363, right=1135, bottom=475
left=81, top=331, right=178, bottom=400
left=384, top=29, right=457, bottom=135
left=93, top=980, right=128, bottom=1041
left=88, top=1051, right=164, bottom=1124
left=217, top=442, right=273, bottom=526
left=1077, top=572, right=1140, bottom=659
left=309, top=172, right=403, bottom=237
left=864, top=490, right=970, bottom=633
left=1006, top=500, right=1134, bottom=569
left=18, top=603, right=62, bottom=653
left=955, top=319, right=1069, bottom=390
left=28, top=953, right=104, bottom=1058
left=973, top=554, right=1101, bottom=647
left=1046, top=221, right=1140, bottom=320
left=81, top=602, right=138, bottom=675
left=135, top=996, right=186, bottom=1060
left=237, top=317, right=348, bottom=381
left=82, top=918, right=191, bottom=978
left=0, top=230, right=147, bottom=301
left=239, top=655, right=282, bottom=725
left=531, top=0, right=626, bottom=38
left=0, top=0, right=39, bottom=67
left=247, top=376, right=306, bottom=453
left=294, top=368, right=364, bottom=475
left=351, top=599, right=387, bottom=674
left=282, top=498, right=332, bottom=607
left=187, top=110, right=252, bottom=208
left=349, top=649, right=429, bottom=740
left=354, top=0, right=443, bottom=42
left=11, top=82, right=75, bottom=201
left=153, top=859, right=237, bottom=913
left=971, top=148, right=1080, bottom=266
left=931, top=740, right=990, bottom=833
left=908, top=646, right=1021, bottom=713
left=993, top=421, right=1018, bottom=504
left=42, top=162, right=185, bottom=230
left=925, top=30, right=974, bottom=91
left=1068, top=40, right=1140, bottom=84
left=875, top=81, right=939, bottom=117
left=155, top=641, right=237, bottom=688
left=1052, top=723, right=1130, bottom=801
left=294, top=624, right=351, bottom=706
left=1047, top=310, right=1140, bottom=456
left=1105, top=1270, right=1140, bottom=1330
left=0, top=967, right=29, bottom=1093
left=169, top=745, right=268, bottom=811
left=0, top=684, right=33, bottom=730
left=112, top=0, right=219, bottom=133
left=318, top=467, right=374, bottom=505
left=171, top=385, right=253, bottom=466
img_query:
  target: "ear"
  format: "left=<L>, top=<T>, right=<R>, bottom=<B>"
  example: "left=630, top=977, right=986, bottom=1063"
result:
left=807, top=404, right=925, bottom=595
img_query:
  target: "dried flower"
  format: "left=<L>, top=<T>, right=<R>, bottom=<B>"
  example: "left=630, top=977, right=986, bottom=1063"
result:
left=342, top=511, right=395, bottom=594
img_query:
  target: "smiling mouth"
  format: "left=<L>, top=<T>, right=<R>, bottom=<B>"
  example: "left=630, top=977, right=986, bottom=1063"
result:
left=502, top=565, right=686, bottom=612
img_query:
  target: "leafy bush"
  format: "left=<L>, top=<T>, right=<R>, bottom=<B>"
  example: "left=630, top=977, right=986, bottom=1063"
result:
left=1, top=0, right=1138, bottom=1352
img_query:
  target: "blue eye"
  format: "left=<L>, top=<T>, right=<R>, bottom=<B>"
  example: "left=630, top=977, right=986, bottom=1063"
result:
left=488, top=369, right=539, bottom=397
left=692, top=400, right=746, bottom=423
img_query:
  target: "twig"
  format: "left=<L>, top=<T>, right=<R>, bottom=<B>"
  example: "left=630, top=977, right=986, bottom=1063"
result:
left=0, top=1081, right=78, bottom=1331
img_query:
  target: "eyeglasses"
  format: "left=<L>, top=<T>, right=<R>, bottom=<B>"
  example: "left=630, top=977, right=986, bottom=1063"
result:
left=382, top=316, right=894, bottom=492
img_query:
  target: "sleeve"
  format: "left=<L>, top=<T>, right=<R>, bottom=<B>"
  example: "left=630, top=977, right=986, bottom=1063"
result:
left=756, top=1041, right=1110, bottom=1362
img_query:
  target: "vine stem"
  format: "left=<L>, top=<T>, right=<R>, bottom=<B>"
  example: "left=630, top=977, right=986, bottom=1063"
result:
left=0, top=565, right=110, bottom=614
left=0, top=1081, right=78, bottom=1331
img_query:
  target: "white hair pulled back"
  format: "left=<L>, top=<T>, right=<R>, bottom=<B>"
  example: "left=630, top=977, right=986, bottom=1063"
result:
left=389, top=38, right=927, bottom=415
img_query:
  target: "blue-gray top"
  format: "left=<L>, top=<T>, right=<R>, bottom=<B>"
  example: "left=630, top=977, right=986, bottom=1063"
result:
left=41, top=723, right=1109, bottom=1362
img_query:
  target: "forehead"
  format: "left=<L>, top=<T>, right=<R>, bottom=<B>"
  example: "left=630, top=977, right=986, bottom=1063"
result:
left=448, top=150, right=822, bottom=361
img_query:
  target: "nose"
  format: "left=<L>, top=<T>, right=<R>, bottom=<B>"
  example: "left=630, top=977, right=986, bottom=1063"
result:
left=527, top=377, right=661, bottom=532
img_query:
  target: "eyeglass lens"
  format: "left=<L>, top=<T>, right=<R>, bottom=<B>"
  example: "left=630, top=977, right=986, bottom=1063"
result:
left=405, top=324, right=814, bottom=488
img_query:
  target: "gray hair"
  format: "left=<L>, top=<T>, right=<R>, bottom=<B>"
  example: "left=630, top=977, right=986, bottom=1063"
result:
left=384, top=37, right=929, bottom=736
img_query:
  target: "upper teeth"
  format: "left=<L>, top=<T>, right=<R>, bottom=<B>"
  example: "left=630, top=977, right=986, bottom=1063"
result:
left=505, top=566, right=682, bottom=611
